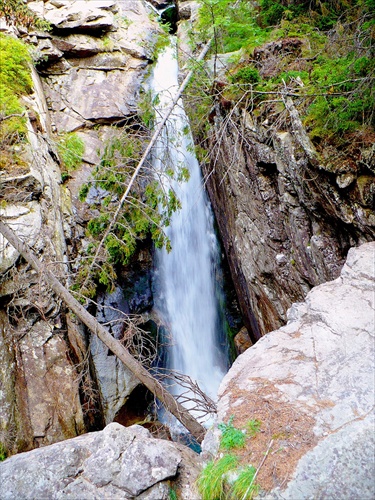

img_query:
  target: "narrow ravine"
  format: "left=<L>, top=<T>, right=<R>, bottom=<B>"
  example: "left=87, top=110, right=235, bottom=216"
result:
left=151, top=42, right=229, bottom=421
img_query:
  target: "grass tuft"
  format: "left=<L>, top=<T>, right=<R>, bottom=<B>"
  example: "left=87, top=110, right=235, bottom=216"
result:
left=197, top=454, right=239, bottom=500
left=230, top=465, right=259, bottom=499
left=218, top=416, right=246, bottom=450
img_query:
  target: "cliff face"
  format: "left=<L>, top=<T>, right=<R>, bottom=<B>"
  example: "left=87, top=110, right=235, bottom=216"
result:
left=177, top=0, right=375, bottom=340
left=202, top=87, right=374, bottom=339
left=0, top=58, right=86, bottom=453
left=0, top=0, right=160, bottom=455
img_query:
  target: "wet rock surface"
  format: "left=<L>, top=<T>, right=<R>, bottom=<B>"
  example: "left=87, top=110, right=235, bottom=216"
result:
left=91, top=287, right=139, bottom=424
left=203, top=99, right=375, bottom=338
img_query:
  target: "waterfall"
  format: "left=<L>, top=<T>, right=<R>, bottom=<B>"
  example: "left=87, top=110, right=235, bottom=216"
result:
left=151, top=42, right=229, bottom=420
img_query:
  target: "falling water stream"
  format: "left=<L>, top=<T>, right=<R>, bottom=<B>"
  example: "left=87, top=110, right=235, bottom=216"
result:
left=151, top=42, right=229, bottom=425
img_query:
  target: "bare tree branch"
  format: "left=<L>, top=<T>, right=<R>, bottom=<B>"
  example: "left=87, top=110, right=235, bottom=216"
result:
left=0, top=218, right=206, bottom=442
left=0, top=112, right=26, bottom=122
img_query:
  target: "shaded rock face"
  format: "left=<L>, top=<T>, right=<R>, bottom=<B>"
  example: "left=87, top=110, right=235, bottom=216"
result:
left=202, top=101, right=375, bottom=339
left=207, top=242, right=375, bottom=498
left=91, top=287, right=139, bottom=425
left=0, top=422, right=201, bottom=500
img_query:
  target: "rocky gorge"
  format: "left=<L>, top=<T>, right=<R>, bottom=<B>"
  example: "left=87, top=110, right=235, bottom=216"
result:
left=0, top=0, right=374, bottom=498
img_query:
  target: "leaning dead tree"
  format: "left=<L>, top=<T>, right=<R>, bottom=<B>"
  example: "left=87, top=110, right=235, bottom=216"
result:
left=0, top=220, right=206, bottom=443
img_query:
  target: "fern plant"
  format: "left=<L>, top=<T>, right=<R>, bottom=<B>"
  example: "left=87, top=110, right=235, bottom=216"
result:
left=218, top=416, right=246, bottom=450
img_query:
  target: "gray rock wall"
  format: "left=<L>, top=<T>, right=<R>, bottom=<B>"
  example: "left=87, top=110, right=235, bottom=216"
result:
left=203, top=103, right=375, bottom=339
left=0, top=53, right=86, bottom=454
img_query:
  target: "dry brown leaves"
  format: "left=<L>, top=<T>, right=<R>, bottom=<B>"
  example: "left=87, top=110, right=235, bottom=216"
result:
left=222, top=379, right=318, bottom=492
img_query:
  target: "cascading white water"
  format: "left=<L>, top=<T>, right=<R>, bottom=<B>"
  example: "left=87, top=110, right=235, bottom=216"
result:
left=151, top=42, right=228, bottom=414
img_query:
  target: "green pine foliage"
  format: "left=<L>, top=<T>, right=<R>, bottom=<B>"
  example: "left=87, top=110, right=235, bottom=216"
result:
left=58, top=133, right=85, bottom=177
left=76, top=128, right=186, bottom=298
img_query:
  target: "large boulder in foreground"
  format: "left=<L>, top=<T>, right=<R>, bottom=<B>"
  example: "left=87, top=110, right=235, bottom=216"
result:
left=208, top=241, right=375, bottom=499
left=0, top=422, right=201, bottom=499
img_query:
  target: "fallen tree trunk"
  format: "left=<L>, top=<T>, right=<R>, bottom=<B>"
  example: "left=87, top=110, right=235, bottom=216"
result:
left=0, top=219, right=206, bottom=443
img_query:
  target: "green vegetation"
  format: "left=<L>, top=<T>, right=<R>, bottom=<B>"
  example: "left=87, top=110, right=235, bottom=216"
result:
left=143, top=12, right=171, bottom=61
left=247, top=419, right=262, bottom=437
left=138, top=90, right=158, bottom=129
left=58, top=133, right=85, bottom=179
left=0, top=0, right=50, bottom=30
left=187, top=0, right=374, bottom=158
left=0, top=34, right=32, bottom=169
left=169, top=486, right=178, bottom=500
left=154, top=22, right=172, bottom=57
left=197, top=417, right=262, bottom=499
left=196, top=0, right=271, bottom=54
left=231, top=465, right=259, bottom=500
left=305, top=54, right=375, bottom=138
left=197, top=454, right=239, bottom=500
left=229, top=67, right=260, bottom=85
left=76, top=127, right=187, bottom=299
left=218, top=416, right=246, bottom=450
left=0, top=443, right=7, bottom=461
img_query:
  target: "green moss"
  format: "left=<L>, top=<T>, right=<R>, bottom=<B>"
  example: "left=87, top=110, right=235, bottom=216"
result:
left=230, top=66, right=260, bottom=84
